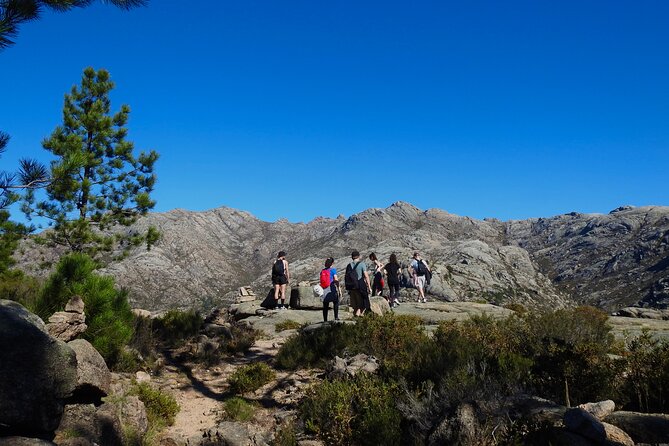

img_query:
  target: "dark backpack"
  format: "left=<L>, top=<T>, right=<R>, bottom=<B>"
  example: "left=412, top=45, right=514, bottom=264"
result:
left=272, top=259, right=285, bottom=276
left=415, top=259, right=428, bottom=276
left=345, top=262, right=361, bottom=290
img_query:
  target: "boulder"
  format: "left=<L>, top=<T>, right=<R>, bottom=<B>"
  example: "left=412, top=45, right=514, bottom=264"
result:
left=327, top=354, right=379, bottom=379
left=67, top=339, right=111, bottom=402
left=117, top=396, right=149, bottom=438
left=53, top=403, right=124, bottom=446
left=577, top=400, right=616, bottom=420
left=369, top=296, right=391, bottom=316
left=289, top=285, right=322, bottom=310
left=563, top=408, right=606, bottom=443
left=46, top=296, right=87, bottom=342
left=0, top=300, right=78, bottom=439
left=0, top=438, right=56, bottom=445
left=602, top=422, right=634, bottom=446
left=199, top=421, right=271, bottom=446
left=604, top=411, right=669, bottom=444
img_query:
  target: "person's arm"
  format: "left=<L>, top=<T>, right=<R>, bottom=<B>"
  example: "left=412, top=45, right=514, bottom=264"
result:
left=285, top=260, right=290, bottom=282
left=363, top=270, right=372, bottom=292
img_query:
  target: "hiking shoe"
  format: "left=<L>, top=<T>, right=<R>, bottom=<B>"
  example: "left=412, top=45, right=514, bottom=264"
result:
left=422, top=298, right=427, bottom=303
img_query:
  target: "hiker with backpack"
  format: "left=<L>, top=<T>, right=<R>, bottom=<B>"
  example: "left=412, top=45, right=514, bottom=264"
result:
left=271, top=251, right=290, bottom=309
left=320, top=257, right=341, bottom=322
left=369, top=252, right=385, bottom=297
left=383, top=253, right=402, bottom=308
left=410, top=252, right=431, bottom=303
left=345, top=250, right=371, bottom=317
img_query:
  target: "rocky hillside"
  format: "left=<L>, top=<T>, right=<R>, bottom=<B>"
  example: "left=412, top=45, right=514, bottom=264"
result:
left=16, top=203, right=669, bottom=313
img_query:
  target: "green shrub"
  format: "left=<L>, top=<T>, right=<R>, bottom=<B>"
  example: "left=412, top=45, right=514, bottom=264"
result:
left=522, top=306, right=618, bottom=405
left=275, top=322, right=356, bottom=370
left=130, top=382, right=179, bottom=428
left=616, top=332, right=669, bottom=412
left=275, top=319, right=302, bottom=332
left=301, top=374, right=401, bottom=446
left=272, top=421, right=298, bottom=446
left=34, top=253, right=134, bottom=365
left=220, top=397, right=257, bottom=422
left=354, top=314, right=429, bottom=377
left=0, top=269, right=40, bottom=309
left=228, top=363, right=276, bottom=394
left=224, top=323, right=258, bottom=354
left=154, top=309, right=202, bottom=346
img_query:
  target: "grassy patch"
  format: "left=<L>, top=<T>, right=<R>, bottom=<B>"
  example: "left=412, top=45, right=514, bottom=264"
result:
left=275, top=319, right=302, bottom=332
left=228, top=363, right=276, bottom=394
left=220, top=397, right=257, bottom=422
left=130, top=382, right=179, bottom=428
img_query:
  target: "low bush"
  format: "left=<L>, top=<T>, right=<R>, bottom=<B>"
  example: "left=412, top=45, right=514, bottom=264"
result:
left=272, top=420, right=298, bottom=446
left=220, top=396, right=256, bottom=422
left=0, top=269, right=40, bottom=309
left=130, top=381, right=179, bottom=428
left=301, top=374, right=401, bottom=446
left=153, top=309, right=202, bottom=346
left=224, top=323, right=258, bottom=354
left=275, top=319, right=302, bottom=332
left=275, top=322, right=356, bottom=370
left=228, top=363, right=276, bottom=394
left=616, top=331, right=669, bottom=412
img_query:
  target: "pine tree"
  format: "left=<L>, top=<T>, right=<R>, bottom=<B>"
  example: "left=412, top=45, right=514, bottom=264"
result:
left=0, top=0, right=147, bottom=50
left=24, top=67, right=159, bottom=256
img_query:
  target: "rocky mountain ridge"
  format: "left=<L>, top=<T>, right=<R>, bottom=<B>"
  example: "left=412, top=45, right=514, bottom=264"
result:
left=16, top=202, right=669, bottom=313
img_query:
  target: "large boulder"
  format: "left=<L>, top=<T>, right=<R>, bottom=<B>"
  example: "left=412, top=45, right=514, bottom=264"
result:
left=289, top=284, right=322, bottom=310
left=577, top=400, right=616, bottom=420
left=53, top=403, right=124, bottom=446
left=604, top=411, right=669, bottom=444
left=0, top=300, right=78, bottom=439
left=67, top=339, right=111, bottom=403
left=563, top=408, right=606, bottom=443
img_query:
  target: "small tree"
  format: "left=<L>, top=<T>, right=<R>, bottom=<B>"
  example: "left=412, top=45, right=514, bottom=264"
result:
left=24, top=67, right=159, bottom=256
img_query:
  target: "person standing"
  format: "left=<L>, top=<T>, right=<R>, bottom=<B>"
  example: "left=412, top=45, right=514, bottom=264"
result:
left=345, top=250, right=371, bottom=317
left=410, top=252, right=430, bottom=303
left=383, top=253, right=402, bottom=307
left=271, top=251, right=290, bottom=309
left=369, top=252, right=384, bottom=297
left=321, top=257, right=340, bottom=322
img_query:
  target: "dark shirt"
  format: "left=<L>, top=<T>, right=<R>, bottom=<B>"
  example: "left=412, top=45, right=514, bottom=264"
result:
left=384, top=263, right=401, bottom=285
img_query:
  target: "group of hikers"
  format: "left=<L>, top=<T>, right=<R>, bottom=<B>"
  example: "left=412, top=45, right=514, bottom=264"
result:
left=270, top=250, right=432, bottom=322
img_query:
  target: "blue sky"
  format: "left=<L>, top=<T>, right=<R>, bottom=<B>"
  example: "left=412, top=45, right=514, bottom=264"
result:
left=1, top=1, right=668, bottom=223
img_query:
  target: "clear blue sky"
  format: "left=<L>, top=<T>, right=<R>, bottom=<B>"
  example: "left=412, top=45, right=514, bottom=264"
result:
left=2, top=1, right=668, bottom=223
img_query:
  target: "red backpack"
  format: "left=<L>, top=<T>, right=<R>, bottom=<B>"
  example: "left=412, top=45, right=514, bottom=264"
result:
left=320, top=268, right=332, bottom=288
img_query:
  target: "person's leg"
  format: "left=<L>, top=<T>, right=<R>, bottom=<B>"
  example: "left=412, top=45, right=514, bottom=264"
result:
left=280, top=283, right=287, bottom=308
left=333, top=295, right=339, bottom=320
left=274, top=284, right=280, bottom=307
left=323, top=301, right=328, bottom=321
left=351, top=290, right=362, bottom=316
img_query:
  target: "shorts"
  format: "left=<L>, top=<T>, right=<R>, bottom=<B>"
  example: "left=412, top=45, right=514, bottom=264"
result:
left=413, top=275, right=426, bottom=290
left=349, top=289, right=364, bottom=311
left=272, top=275, right=288, bottom=285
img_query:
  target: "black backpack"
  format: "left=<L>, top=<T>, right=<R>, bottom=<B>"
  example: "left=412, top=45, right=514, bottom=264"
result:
left=415, top=259, right=428, bottom=276
left=272, top=259, right=285, bottom=276
left=345, top=262, right=361, bottom=290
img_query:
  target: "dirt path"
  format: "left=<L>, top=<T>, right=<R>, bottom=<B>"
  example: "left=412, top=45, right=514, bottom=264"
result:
left=157, top=332, right=309, bottom=443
